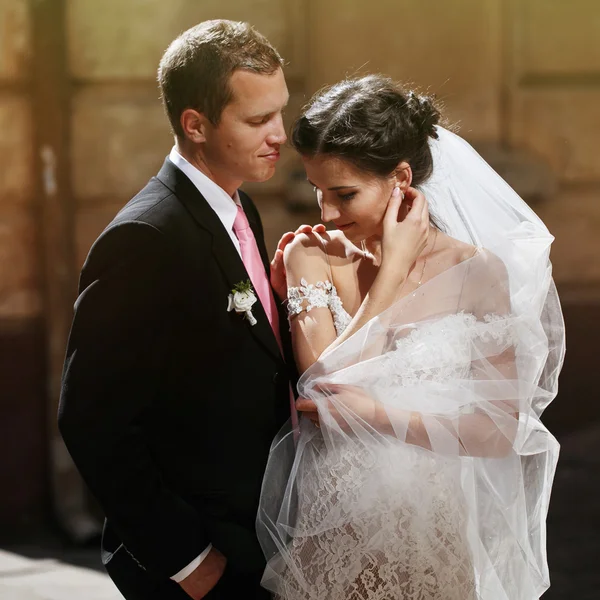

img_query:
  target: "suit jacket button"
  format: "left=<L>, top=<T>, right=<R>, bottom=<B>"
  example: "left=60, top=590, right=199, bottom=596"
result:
left=272, top=372, right=279, bottom=384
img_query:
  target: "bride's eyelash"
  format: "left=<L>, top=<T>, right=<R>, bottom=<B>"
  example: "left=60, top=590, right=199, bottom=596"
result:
left=312, top=187, right=356, bottom=201
left=339, top=192, right=357, bottom=201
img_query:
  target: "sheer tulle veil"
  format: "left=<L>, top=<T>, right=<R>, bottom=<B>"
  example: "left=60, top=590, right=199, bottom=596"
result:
left=257, top=127, right=565, bottom=600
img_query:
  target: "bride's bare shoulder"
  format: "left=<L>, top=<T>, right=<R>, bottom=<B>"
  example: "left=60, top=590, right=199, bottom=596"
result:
left=436, top=232, right=479, bottom=265
left=283, top=229, right=353, bottom=266
left=440, top=233, right=508, bottom=283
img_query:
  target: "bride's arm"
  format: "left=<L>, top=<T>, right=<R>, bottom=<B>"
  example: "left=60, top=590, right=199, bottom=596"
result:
left=323, top=345, right=518, bottom=458
left=284, top=234, right=339, bottom=374
left=402, top=349, right=519, bottom=458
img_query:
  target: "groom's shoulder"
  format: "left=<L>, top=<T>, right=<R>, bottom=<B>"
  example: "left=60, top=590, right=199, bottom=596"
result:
left=80, top=175, right=191, bottom=277
left=110, top=175, right=183, bottom=233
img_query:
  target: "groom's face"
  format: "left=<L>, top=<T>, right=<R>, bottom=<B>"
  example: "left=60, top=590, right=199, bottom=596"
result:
left=202, top=68, right=289, bottom=185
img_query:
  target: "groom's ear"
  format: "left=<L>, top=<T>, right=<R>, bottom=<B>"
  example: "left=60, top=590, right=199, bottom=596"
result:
left=180, top=108, right=208, bottom=143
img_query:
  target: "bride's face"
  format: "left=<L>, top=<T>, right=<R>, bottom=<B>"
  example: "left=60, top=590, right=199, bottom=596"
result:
left=302, top=155, right=395, bottom=242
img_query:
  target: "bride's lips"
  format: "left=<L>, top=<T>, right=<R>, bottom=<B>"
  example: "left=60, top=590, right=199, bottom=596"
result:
left=335, top=222, right=355, bottom=231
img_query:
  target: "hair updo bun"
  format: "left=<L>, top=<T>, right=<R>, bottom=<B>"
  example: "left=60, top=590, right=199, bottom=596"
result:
left=405, top=90, right=441, bottom=141
left=292, top=75, right=443, bottom=187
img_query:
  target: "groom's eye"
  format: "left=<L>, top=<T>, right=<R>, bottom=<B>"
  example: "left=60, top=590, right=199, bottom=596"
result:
left=249, top=115, right=271, bottom=126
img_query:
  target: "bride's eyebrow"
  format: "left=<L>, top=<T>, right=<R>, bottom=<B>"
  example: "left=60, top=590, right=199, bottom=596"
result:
left=307, top=179, right=359, bottom=191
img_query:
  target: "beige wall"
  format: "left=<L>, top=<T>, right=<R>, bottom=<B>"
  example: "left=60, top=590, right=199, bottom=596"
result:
left=305, top=0, right=504, bottom=141
left=507, top=0, right=600, bottom=284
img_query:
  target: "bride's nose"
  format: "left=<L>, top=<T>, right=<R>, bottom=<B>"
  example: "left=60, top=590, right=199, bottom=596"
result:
left=321, top=199, right=341, bottom=223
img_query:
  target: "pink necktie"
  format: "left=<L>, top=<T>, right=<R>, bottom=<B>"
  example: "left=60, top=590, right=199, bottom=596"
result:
left=233, top=205, right=299, bottom=430
left=233, top=205, right=281, bottom=341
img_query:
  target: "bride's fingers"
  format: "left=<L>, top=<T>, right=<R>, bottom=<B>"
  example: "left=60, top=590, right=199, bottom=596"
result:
left=383, top=186, right=403, bottom=231
left=276, top=231, right=295, bottom=252
left=406, top=187, right=429, bottom=225
left=404, top=188, right=423, bottom=219
left=294, top=224, right=314, bottom=235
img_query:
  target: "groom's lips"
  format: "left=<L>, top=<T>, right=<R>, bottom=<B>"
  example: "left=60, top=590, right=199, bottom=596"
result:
left=260, top=151, right=280, bottom=162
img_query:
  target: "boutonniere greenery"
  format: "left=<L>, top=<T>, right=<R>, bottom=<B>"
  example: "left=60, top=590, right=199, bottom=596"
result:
left=227, top=279, right=258, bottom=326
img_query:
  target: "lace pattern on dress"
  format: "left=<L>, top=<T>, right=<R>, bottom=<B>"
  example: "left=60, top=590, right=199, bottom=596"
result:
left=271, top=311, right=518, bottom=600
left=287, top=278, right=352, bottom=337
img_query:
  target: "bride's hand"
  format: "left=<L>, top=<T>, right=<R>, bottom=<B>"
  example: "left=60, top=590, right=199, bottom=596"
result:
left=381, top=186, right=430, bottom=285
left=297, top=385, right=387, bottom=432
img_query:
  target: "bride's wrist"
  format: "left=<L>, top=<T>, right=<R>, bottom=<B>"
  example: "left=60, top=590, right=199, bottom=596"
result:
left=377, top=263, right=408, bottom=289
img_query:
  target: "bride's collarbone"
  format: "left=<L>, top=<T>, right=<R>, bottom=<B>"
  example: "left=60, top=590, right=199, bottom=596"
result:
left=330, top=235, right=478, bottom=311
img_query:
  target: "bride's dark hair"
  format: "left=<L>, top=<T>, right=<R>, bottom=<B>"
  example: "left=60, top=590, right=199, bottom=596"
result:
left=291, top=75, right=442, bottom=188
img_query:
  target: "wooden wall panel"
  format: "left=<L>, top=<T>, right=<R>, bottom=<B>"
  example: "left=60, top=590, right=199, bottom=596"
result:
left=306, top=0, right=503, bottom=140
left=518, top=0, right=600, bottom=76
left=71, top=87, right=171, bottom=201
left=67, top=0, right=303, bottom=79
left=0, top=0, right=31, bottom=79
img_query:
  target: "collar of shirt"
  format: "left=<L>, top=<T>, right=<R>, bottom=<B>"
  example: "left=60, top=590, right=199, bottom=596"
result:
left=169, top=147, right=242, bottom=253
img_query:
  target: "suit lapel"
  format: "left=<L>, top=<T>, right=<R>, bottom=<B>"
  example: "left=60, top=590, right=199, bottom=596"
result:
left=156, top=158, right=282, bottom=362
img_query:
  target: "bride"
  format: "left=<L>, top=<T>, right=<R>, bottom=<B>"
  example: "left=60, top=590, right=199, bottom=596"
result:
left=257, top=75, right=564, bottom=600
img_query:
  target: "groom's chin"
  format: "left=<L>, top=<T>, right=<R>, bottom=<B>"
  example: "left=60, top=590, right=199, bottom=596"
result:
left=248, top=166, right=278, bottom=183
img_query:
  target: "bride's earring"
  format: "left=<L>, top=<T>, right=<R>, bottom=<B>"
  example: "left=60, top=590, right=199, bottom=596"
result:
left=394, top=181, right=404, bottom=200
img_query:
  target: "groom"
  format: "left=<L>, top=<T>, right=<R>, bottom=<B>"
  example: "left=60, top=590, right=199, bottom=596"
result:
left=58, top=20, right=312, bottom=600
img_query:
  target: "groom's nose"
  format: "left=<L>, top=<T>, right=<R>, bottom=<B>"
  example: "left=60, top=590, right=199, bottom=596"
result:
left=266, top=113, right=287, bottom=145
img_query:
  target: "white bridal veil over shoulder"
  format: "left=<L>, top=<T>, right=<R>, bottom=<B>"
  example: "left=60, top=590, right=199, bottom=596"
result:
left=257, top=127, right=565, bottom=600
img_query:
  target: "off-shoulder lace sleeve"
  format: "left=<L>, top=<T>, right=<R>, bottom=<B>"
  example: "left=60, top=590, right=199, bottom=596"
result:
left=287, top=278, right=352, bottom=337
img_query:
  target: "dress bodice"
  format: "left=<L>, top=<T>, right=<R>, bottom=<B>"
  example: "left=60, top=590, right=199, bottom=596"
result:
left=288, top=278, right=516, bottom=389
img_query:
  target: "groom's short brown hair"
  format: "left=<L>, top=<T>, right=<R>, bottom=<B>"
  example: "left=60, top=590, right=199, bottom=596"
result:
left=158, top=20, right=284, bottom=137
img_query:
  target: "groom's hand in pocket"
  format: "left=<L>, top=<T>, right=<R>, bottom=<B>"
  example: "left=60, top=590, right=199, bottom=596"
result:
left=271, top=223, right=327, bottom=301
left=178, top=547, right=227, bottom=599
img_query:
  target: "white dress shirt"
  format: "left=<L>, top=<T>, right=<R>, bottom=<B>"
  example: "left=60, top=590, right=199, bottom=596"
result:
left=167, top=147, right=241, bottom=582
left=168, top=146, right=243, bottom=256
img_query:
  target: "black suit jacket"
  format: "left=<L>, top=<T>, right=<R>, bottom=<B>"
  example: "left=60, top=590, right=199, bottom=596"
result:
left=58, top=158, right=295, bottom=595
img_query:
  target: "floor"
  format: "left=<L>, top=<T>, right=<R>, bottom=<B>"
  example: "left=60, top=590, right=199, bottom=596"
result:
left=2, top=421, right=599, bottom=599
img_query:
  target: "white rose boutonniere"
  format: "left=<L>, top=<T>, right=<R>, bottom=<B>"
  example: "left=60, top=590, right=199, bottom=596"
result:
left=227, top=279, right=258, bottom=326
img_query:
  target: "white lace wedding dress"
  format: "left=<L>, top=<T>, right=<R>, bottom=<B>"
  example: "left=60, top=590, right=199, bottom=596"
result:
left=272, top=278, right=481, bottom=600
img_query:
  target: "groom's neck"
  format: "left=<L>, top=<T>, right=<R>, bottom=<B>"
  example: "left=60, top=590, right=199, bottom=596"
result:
left=175, top=139, right=241, bottom=198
